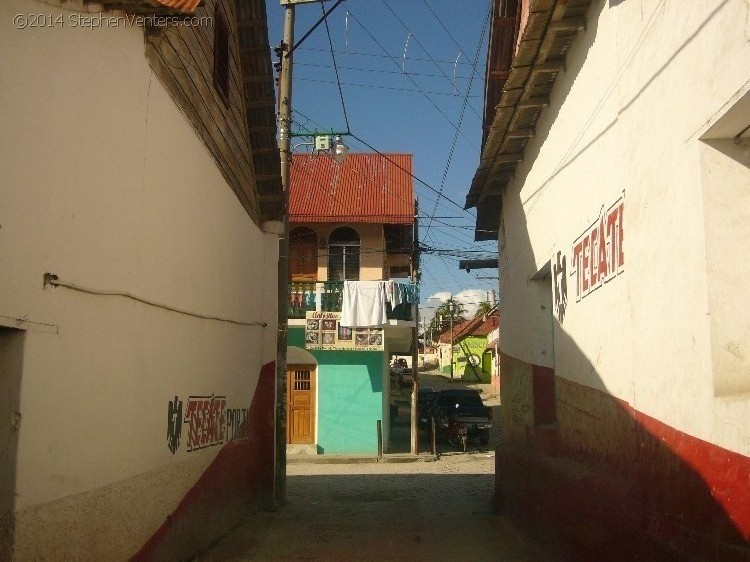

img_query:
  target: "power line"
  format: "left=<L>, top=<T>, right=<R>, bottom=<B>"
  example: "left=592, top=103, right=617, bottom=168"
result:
left=295, top=110, right=494, bottom=247
left=290, top=46, right=487, bottom=67
left=290, top=111, right=497, bottom=251
left=422, top=1, right=491, bottom=246
left=294, top=76, right=483, bottom=99
left=321, top=0, right=351, bottom=133
left=295, top=61, right=478, bottom=81
left=419, top=0, right=488, bottom=78
left=348, top=132, right=474, bottom=217
left=346, top=8, right=480, bottom=153
left=381, top=0, right=483, bottom=122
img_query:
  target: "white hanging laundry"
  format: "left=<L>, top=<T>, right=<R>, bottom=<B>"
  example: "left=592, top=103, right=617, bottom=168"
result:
left=340, top=281, right=388, bottom=327
left=386, top=280, right=405, bottom=309
left=383, top=280, right=409, bottom=310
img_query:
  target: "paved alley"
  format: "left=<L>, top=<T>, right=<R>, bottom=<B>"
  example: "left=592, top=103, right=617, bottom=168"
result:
left=196, top=372, right=575, bottom=561
left=198, top=452, right=565, bottom=562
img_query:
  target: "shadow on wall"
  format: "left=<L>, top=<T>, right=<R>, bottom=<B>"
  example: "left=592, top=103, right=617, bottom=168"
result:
left=0, top=328, right=24, bottom=560
left=497, top=180, right=749, bottom=560
left=498, top=337, right=750, bottom=561
left=492, top=1, right=750, bottom=558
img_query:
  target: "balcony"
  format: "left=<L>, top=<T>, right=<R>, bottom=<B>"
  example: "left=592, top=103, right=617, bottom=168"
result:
left=288, top=281, right=414, bottom=321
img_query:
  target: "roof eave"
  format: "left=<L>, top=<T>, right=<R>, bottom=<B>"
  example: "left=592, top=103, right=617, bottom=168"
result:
left=91, top=0, right=203, bottom=14
left=469, top=0, right=591, bottom=241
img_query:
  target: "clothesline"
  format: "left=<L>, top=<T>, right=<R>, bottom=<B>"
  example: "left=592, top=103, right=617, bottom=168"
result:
left=340, top=280, right=419, bottom=328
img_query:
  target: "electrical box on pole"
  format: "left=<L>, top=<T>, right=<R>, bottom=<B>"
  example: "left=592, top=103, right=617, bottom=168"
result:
left=314, top=135, right=331, bottom=151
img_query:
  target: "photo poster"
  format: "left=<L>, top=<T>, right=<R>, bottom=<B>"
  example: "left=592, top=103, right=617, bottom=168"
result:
left=304, top=311, right=384, bottom=351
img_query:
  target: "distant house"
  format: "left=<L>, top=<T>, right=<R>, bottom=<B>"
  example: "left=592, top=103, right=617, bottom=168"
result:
left=437, top=312, right=499, bottom=383
left=485, top=325, right=500, bottom=391
left=1, top=0, right=280, bottom=559
left=286, top=153, right=419, bottom=454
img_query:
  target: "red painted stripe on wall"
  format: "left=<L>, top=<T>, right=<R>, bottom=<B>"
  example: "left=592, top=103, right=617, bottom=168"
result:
left=634, top=409, right=750, bottom=540
left=132, top=361, right=275, bottom=561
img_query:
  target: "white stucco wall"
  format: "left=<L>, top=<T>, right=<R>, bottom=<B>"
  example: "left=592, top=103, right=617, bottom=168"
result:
left=0, top=0, right=278, bottom=557
left=498, top=0, right=750, bottom=456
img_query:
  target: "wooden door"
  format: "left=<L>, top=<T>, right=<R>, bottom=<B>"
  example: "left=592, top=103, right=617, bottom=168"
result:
left=287, top=365, right=316, bottom=444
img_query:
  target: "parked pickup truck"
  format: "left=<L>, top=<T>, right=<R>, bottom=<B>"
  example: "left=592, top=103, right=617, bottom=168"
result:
left=428, top=389, right=492, bottom=447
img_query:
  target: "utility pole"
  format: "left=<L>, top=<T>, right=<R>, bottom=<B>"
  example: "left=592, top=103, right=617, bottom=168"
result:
left=449, top=305, right=454, bottom=382
left=274, top=2, right=295, bottom=507
left=410, top=201, right=419, bottom=455
left=275, top=0, right=348, bottom=504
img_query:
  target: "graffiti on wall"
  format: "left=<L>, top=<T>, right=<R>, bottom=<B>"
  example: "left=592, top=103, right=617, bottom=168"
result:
left=167, top=396, right=183, bottom=454
left=570, top=194, right=624, bottom=302
left=553, top=251, right=568, bottom=323
left=167, top=394, right=250, bottom=454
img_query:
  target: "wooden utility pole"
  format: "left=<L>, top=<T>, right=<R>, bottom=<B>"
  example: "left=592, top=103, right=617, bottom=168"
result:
left=274, top=2, right=295, bottom=507
left=275, top=0, right=345, bottom=504
left=410, top=201, right=419, bottom=455
left=449, top=299, right=454, bottom=382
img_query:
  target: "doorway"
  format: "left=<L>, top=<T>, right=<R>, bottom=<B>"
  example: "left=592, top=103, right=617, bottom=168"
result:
left=1, top=327, right=24, bottom=558
left=530, top=262, right=556, bottom=426
left=287, top=365, right=316, bottom=444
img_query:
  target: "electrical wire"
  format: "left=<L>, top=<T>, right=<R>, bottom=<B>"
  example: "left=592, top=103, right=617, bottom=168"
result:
left=321, top=0, right=351, bottom=133
left=422, top=1, right=491, bottom=246
left=295, top=61, right=478, bottom=81
left=419, top=0, right=487, bottom=78
left=294, top=76, right=482, bottom=99
left=347, top=132, right=474, bottom=216
left=381, top=0, right=483, bottom=122
left=345, top=8, right=480, bottom=153
left=291, top=46, right=487, bottom=67
left=290, top=114, right=493, bottom=250
left=43, top=274, right=268, bottom=327
left=292, top=112, right=471, bottom=229
left=288, top=114, right=500, bottom=283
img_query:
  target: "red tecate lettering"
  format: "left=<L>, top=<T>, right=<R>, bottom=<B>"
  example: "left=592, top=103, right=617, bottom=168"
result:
left=582, top=236, right=590, bottom=293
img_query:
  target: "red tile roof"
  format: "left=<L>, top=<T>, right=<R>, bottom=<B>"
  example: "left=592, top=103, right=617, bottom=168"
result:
left=289, top=153, right=415, bottom=224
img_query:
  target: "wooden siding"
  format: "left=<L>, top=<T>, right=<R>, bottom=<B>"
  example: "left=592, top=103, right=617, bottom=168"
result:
left=467, top=0, right=591, bottom=241
left=145, top=0, right=261, bottom=223
left=236, top=0, right=283, bottom=222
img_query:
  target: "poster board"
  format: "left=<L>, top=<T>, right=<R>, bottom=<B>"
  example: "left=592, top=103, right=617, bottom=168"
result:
left=305, top=311, right=384, bottom=351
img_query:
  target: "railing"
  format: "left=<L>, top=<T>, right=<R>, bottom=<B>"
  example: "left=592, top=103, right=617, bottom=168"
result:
left=288, top=281, right=414, bottom=321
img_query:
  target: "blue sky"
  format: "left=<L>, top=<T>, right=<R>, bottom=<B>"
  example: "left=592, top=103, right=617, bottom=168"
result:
left=264, top=0, right=498, bottom=323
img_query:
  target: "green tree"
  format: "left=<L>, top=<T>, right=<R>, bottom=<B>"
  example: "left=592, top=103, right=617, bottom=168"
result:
left=474, top=301, right=493, bottom=318
left=429, top=298, right=466, bottom=337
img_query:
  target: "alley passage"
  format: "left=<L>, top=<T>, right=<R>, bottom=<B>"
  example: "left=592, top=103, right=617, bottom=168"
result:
left=199, top=453, right=565, bottom=562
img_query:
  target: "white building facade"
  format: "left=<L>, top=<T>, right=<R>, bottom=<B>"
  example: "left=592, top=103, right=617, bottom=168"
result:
left=468, top=0, right=750, bottom=558
left=1, top=0, right=281, bottom=559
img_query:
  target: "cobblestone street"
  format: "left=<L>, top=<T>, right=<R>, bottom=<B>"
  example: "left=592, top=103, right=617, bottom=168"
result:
left=199, top=374, right=565, bottom=562
left=199, top=452, right=566, bottom=562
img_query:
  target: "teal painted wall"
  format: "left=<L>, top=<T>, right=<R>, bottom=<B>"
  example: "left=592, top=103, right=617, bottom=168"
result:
left=289, top=328, right=384, bottom=454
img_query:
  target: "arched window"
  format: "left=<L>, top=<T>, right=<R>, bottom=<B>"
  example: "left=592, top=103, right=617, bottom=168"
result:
left=289, top=227, right=318, bottom=282
left=328, top=227, right=360, bottom=281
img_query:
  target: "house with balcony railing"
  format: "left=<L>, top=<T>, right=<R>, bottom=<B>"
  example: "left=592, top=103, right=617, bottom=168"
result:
left=285, top=152, right=418, bottom=455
